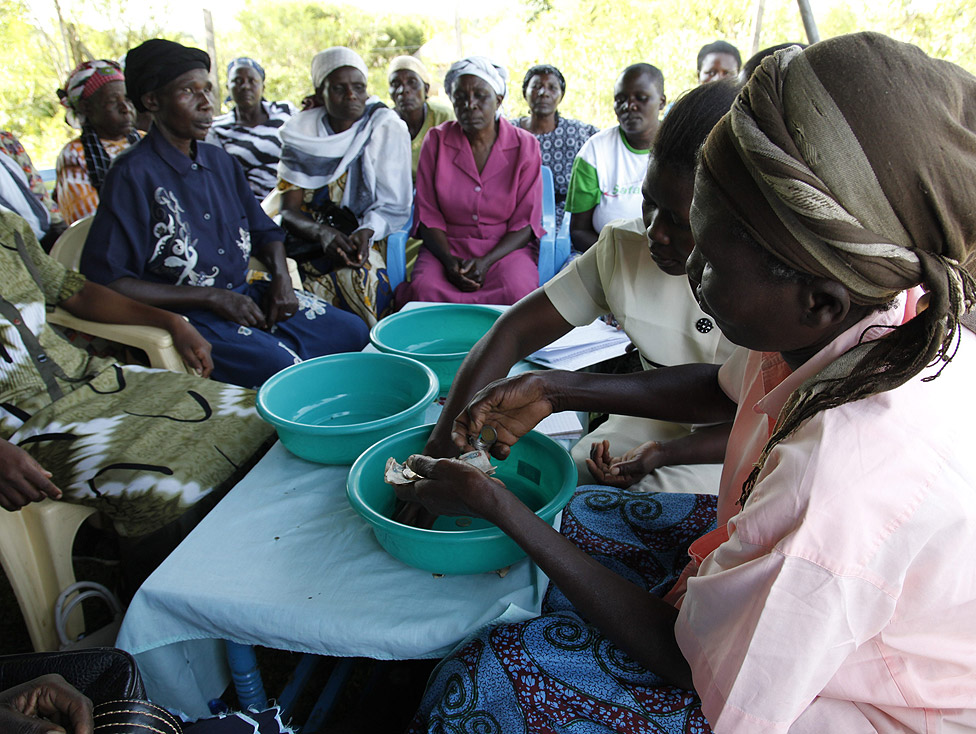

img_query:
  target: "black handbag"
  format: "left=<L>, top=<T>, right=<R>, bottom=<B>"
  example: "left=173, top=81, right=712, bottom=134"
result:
left=284, top=197, right=360, bottom=263
left=0, top=647, right=145, bottom=703
left=0, top=648, right=184, bottom=733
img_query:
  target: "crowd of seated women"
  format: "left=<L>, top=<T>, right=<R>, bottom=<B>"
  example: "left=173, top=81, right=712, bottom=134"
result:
left=9, top=30, right=975, bottom=734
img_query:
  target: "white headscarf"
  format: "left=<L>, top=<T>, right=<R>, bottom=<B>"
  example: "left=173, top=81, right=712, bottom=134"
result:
left=444, top=56, right=508, bottom=98
left=312, top=47, right=369, bottom=91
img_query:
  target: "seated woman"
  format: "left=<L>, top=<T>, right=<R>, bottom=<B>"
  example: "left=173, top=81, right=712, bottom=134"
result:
left=422, top=81, right=739, bottom=495
left=55, top=60, right=143, bottom=224
left=277, top=47, right=412, bottom=327
left=388, top=55, right=455, bottom=180
left=388, top=55, right=455, bottom=279
left=565, top=63, right=665, bottom=252
left=394, top=57, right=542, bottom=307
left=514, top=64, right=598, bottom=228
left=206, top=57, right=294, bottom=200
left=401, top=34, right=976, bottom=731
left=0, top=210, right=273, bottom=587
left=81, top=39, right=369, bottom=389
left=1, top=133, right=66, bottom=252
left=696, top=39, right=741, bottom=84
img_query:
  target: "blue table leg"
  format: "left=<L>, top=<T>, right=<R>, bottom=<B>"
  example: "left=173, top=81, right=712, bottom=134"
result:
left=277, top=654, right=322, bottom=720
left=224, top=641, right=268, bottom=710
left=303, top=657, right=356, bottom=732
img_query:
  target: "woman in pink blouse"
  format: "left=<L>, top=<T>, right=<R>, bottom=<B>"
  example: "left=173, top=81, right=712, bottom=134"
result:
left=394, top=56, right=543, bottom=307
left=401, top=35, right=976, bottom=733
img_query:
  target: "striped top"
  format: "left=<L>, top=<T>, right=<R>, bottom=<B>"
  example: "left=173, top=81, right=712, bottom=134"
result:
left=206, top=100, right=294, bottom=200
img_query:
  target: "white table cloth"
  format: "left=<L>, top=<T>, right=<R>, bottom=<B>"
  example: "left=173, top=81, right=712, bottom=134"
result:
left=116, top=406, right=550, bottom=718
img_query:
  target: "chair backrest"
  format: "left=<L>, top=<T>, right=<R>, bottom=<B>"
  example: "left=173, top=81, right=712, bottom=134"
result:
left=261, top=189, right=281, bottom=218
left=49, top=216, right=94, bottom=271
left=537, top=165, right=571, bottom=285
left=0, top=500, right=97, bottom=651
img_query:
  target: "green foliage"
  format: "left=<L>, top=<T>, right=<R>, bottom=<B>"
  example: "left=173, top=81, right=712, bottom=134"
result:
left=507, top=0, right=754, bottom=126
left=214, top=0, right=431, bottom=111
left=0, top=0, right=71, bottom=165
left=0, top=0, right=176, bottom=167
left=5, top=0, right=976, bottom=169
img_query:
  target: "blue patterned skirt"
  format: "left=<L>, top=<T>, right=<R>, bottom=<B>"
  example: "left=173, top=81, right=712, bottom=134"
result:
left=409, top=488, right=717, bottom=734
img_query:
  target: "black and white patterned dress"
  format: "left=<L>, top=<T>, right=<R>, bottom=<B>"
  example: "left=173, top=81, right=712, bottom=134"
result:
left=207, top=101, right=294, bottom=200
left=515, top=115, right=599, bottom=228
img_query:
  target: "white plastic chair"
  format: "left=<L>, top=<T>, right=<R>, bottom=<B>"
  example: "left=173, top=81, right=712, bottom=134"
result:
left=47, top=217, right=302, bottom=373
left=48, top=217, right=192, bottom=374
left=0, top=500, right=97, bottom=651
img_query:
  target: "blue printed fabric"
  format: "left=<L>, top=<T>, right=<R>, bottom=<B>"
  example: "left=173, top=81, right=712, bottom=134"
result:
left=409, top=488, right=717, bottom=734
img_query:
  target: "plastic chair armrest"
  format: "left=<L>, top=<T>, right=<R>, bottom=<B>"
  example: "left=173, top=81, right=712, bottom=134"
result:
left=48, top=308, right=191, bottom=374
left=538, top=165, right=558, bottom=285
left=555, top=213, right=572, bottom=274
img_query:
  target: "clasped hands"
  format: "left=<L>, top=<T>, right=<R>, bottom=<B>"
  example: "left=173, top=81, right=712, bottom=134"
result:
left=319, top=226, right=372, bottom=269
left=207, top=274, right=298, bottom=332
left=0, top=674, right=93, bottom=734
left=444, top=255, right=490, bottom=292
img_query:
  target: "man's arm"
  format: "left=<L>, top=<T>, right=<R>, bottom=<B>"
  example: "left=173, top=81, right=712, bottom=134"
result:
left=426, top=290, right=575, bottom=456
left=453, top=364, right=736, bottom=460
left=569, top=208, right=600, bottom=252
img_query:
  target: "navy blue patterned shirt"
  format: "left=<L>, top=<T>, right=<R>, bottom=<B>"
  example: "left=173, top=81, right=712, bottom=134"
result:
left=81, top=126, right=284, bottom=291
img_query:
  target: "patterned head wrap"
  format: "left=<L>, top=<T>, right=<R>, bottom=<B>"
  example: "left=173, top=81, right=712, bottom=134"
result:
left=699, top=32, right=976, bottom=503
left=444, top=56, right=508, bottom=99
left=388, top=55, right=430, bottom=86
left=124, top=39, right=210, bottom=113
left=58, top=60, right=126, bottom=129
left=226, top=57, right=265, bottom=81
left=311, top=47, right=368, bottom=92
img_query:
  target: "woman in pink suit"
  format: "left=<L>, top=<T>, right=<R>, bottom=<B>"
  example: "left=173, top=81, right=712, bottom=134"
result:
left=394, top=56, right=543, bottom=307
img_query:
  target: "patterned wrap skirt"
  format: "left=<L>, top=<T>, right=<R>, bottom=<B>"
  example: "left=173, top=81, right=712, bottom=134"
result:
left=409, top=487, right=718, bottom=734
left=7, top=364, right=274, bottom=538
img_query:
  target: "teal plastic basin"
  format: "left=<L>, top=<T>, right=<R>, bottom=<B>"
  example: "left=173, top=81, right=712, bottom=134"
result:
left=347, top=424, right=576, bottom=574
left=369, top=304, right=501, bottom=396
left=256, top=353, right=438, bottom=465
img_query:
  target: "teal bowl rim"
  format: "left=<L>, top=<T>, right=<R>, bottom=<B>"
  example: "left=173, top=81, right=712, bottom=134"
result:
left=346, top=423, right=577, bottom=540
left=369, top=304, right=503, bottom=363
left=256, top=353, right=438, bottom=437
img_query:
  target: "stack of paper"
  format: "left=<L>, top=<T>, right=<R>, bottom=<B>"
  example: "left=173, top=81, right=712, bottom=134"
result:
left=537, top=411, right=584, bottom=442
left=526, top=319, right=631, bottom=371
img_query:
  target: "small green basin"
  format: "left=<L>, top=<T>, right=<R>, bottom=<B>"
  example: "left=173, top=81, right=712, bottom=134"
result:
left=347, top=424, right=576, bottom=574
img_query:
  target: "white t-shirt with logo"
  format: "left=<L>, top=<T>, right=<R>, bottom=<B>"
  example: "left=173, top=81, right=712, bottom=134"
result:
left=564, top=125, right=649, bottom=235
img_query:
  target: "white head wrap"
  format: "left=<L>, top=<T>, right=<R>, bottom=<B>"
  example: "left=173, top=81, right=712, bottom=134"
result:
left=444, top=56, right=508, bottom=99
left=312, top=47, right=369, bottom=91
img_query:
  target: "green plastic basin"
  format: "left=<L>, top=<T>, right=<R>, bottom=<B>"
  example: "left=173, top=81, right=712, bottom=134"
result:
left=369, top=304, right=501, bottom=396
left=256, top=353, right=438, bottom=465
left=347, top=423, right=576, bottom=574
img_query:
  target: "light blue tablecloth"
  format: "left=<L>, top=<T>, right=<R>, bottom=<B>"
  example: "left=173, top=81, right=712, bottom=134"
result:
left=116, top=406, right=550, bottom=718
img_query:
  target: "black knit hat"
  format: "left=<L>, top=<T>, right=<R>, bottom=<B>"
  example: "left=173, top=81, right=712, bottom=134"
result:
left=125, top=39, right=210, bottom=112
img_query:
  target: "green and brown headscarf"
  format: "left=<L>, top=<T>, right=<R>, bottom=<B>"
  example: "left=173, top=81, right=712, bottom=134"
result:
left=699, top=32, right=976, bottom=503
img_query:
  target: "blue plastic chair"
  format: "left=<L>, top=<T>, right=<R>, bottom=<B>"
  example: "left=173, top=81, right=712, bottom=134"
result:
left=385, top=205, right=413, bottom=290
left=385, top=164, right=570, bottom=290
